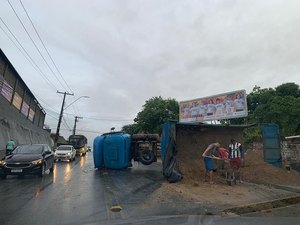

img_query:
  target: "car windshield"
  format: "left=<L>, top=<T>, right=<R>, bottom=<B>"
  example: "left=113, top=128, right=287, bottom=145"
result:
left=69, top=138, right=84, bottom=148
left=13, top=145, right=44, bottom=154
left=57, top=146, right=72, bottom=151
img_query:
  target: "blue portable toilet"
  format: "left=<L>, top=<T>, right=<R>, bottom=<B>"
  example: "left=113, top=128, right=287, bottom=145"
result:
left=93, top=136, right=104, bottom=168
left=261, top=123, right=282, bottom=167
left=103, top=132, right=132, bottom=169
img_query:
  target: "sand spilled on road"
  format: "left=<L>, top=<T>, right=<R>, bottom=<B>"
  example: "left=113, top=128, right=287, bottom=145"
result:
left=175, top=130, right=300, bottom=186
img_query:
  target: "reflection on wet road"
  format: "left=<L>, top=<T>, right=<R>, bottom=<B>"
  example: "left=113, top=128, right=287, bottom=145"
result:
left=0, top=153, right=218, bottom=225
left=0, top=153, right=106, bottom=225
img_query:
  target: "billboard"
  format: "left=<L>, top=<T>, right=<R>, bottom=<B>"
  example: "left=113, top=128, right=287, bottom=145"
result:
left=179, top=90, right=248, bottom=122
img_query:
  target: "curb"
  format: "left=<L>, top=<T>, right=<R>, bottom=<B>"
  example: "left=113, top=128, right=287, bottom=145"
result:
left=223, top=195, right=300, bottom=215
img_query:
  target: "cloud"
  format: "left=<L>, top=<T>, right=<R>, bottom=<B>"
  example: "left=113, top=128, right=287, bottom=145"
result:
left=1, top=0, right=300, bottom=144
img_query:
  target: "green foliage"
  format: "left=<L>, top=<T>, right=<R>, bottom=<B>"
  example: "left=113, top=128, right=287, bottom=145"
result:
left=225, top=82, right=300, bottom=142
left=275, top=82, right=299, bottom=98
left=252, top=95, right=300, bottom=136
left=121, top=123, right=140, bottom=135
left=244, top=82, right=300, bottom=142
left=244, top=126, right=261, bottom=145
left=122, top=83, right=300, bottom=140
left=134, top=96, right=179, bottom=134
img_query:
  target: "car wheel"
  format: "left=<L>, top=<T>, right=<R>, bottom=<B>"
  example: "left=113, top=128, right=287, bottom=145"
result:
left=1, top=174, right=7, bottom=179
left=49, top=166, right=54, bottom=173
left=39, top=163, right=46, bottom=177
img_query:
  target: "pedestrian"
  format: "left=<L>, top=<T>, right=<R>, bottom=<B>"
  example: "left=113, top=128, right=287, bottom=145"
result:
left=228, top=139, right=243, bottom=182
left=217, top=147, right=229, bottom=175
left=6, top=139, right=15, bottom=155
left=202, top=142, right=222, bottom=184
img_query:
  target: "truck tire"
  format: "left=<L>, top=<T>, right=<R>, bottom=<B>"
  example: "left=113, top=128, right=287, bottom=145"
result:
left=138, top=149, right=155, bottom=165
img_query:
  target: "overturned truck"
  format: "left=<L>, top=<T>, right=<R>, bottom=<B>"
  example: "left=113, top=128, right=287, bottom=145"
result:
left=93, top=132, right=159, bottom=169
left=161, top=121, right=248, bottom=183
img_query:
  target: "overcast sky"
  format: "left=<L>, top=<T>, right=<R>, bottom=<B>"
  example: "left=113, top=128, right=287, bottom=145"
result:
left=1, top=0, right=300, bottom=144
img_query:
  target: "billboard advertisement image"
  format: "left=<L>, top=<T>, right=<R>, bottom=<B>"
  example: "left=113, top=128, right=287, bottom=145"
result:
left=179, top=90, right=248, bottom=122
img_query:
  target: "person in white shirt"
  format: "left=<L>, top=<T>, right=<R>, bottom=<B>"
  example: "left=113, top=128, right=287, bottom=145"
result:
left=190, top=102, right=199, bottom=118
left=234, top=93, right=245, bottom=112
left=228, top=139, right=243, bottom=183
left=183, top=104, right=190, bottom=118
left=224, top=96, right=234, bottom=114
left=198, top=101, right=207, bottom=117
left=215, top=98, right=224, bottom=115
left=206, top=99, right=216, bottom=116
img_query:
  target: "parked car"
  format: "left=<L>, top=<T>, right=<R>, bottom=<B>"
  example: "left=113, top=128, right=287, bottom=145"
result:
left=54, top=145, right=76, bottom=162
left=0, top=144, right=54, bottom=179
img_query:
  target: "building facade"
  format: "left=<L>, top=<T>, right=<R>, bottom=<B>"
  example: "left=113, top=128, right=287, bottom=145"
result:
left=0, top=49, right=45, bottom=128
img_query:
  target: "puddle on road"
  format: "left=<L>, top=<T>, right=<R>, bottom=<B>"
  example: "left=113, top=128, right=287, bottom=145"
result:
left=110, top=205, right=122, bottom=212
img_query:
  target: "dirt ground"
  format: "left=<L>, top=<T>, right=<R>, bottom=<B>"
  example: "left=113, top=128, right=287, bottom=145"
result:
left=155, top=133, right=300, bottom=212
left=146, top=181, right=299, bottom=211
left=176, top=134, right=300, bottom=186
left=242, top=149, right=300, bottom=186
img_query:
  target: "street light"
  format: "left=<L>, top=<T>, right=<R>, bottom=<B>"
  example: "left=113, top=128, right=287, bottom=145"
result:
left=64, top=96, right=89, bottom=110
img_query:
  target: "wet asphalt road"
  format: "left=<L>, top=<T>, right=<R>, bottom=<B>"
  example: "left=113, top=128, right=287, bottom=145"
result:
left=1, top=153, right=299, bottom=225
left=0, top=153, right=211, bottom=225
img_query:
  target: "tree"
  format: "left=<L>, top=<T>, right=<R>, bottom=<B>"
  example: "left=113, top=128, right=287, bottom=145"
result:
left=121, top=123, right=140, bottom=135
left=275, top=82, right=299, bottom=98
left=252, top=95, right=300, bottom=136
left=132, top=96, right=179, bottom=134
left=225, top=82, right=300, bottom=143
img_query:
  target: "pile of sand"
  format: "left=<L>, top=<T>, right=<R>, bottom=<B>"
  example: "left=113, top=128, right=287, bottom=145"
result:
left=176, top=130, right=300, bottom=186
left=242, top=149, right=300, bottom=186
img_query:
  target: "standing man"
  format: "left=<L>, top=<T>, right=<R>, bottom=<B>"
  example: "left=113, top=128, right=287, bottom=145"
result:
left=6, top=139, right=15, bottom=155
left=228, top=139, right=243, bottom=182
left=229, top=139, right=244, bottom=163
left=202, top=142, right=221, bottom=184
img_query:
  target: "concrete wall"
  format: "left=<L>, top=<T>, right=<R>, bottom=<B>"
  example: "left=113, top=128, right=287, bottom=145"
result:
left=0, top=94, right=52, bottom=157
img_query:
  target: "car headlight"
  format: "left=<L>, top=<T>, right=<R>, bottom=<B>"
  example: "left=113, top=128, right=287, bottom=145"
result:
left=32, top=159, right=43, bottom=165
left=67, top=152, right=71, bottom=155
left=0, top=160, right=6, bottom=166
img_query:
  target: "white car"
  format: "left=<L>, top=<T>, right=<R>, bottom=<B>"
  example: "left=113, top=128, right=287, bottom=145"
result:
left=54, top=145, right=76, bottom=162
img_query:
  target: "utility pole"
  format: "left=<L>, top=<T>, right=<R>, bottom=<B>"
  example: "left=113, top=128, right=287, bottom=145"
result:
left=73, top=116, right=83, bottom=135
left=54, top=91, right=74, bottom=147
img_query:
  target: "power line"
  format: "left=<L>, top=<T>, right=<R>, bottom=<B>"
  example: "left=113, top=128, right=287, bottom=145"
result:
left=84, top=116, right=133, bottom=122
left=44, top=112, right=59, bottom=120
left=18, top=0, right=73, bottom=93
left=62, top=117, right=72, bottom=130
left=61, top=128, right=103, bottom=134
left=62, top=112, right=133, bottom=121
left=33, top=93, right=60, bottom=114
left=0, top=17, right=58, bottom=90
left=7, top=0, right=67, bottom=91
